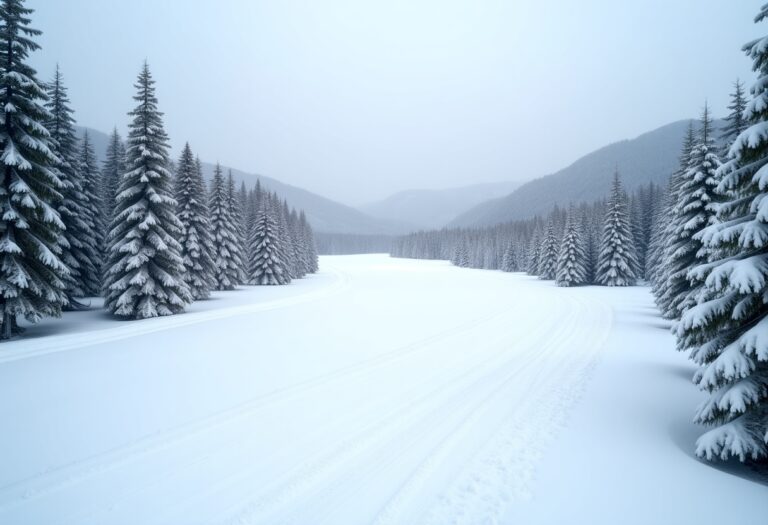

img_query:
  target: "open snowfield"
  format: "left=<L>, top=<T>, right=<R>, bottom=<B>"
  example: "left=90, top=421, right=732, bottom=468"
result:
left=0, top=254, right=765, bottom=525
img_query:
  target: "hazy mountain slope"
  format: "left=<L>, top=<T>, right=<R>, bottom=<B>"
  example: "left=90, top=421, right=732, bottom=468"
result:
left=361, top=181, right=523, bottom=230
left=451, top=119, right=717, bottom=227
left=77, top=127, right=409, bottom=234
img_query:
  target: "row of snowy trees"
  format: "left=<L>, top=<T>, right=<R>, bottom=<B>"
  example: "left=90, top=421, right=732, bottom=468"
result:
left=0, top=0, right=317, bottom=337
left=392, top=175, right=658, bottom=288
left=649, top=7, right=768, bottom=462
left=393, top=5, right=768, bottom=461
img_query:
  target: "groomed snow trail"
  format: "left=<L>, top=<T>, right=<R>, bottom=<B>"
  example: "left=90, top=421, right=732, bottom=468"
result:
left=0, top=255, right=613, bottom=525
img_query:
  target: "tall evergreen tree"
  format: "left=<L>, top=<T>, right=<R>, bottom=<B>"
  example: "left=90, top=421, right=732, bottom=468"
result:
left=537, top=220, right=558, bottom=280
left=76, top=130, right=103, bottom=295
left=45, top=66, right=99, bottom=304
left=208, top=164, right=243, bottom=290
left=248, top=207, right=290, bottom=285
left=556, top=209, right=588, bottom=287
left=0, top=0, right=67, bottom=338
left=226, top=171, right=246, bottom=284
left=677, top=10, right=768, bottom=461
left=174, top=145, right=215, bottom=300
left=100, top=127, right=125, bottom=232
left=300, top=210, right=318, bottom=274
left=103, top=63, right=191, bottom=318
left=596, top=172, right=637, bottom=286
left=720, top=79, right=748, bottom=158
left=526, top=228, right=541, bottom=275
left=659, top=105, right=721, bottom=319
left=653, top=122, right=696, bottom=315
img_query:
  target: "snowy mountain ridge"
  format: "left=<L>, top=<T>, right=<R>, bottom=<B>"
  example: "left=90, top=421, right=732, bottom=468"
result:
left=450, top=119, right=726, bottom=227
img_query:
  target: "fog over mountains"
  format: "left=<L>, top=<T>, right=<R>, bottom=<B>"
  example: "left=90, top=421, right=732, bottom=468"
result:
left=80, top=118, right=716, bottom=235
left=78, top=127, right=410, bottom=235
left=449, top=119, right=722, bottom=228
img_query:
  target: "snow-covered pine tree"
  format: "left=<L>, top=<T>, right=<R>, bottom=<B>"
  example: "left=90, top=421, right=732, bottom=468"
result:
left=300, top=210, right=318, bottom=273
left=174, top=145, right=216, bottom=300
left=45, top=66, right=100, bottom=304
left=537, top=220, right=558, bottom=280
left=103, top=63, right=191, bottom=318
left=595, top=171, right=637, bottom=286
left=659, top=105, right=721, bottom=319
left=720, top=78, right=748, bottom=158
left=76, top=130, right=103, bottom=295
left=580, top=208, right=598, bottom=284
left=207, top=164, right=243, bottom=290
left=278, top=199, right=298, bottom=279
left=100, top=128, right=125, bottom=233
left=556, top=208, right=588, bottom=287
left=247, top=206, right=290, bottom=285
left=226, top=171, right=247, bottom=284
left=652, top=122, right=696, bottom=314
left=677, top=9, right=768, bottom=461
left=526, top=228, right=541, bottom=275
left=501, top=241, right=516, bottom=272
left=0, top=0, right=68, bottom=338
left=452, top=240, right=469, bottom=268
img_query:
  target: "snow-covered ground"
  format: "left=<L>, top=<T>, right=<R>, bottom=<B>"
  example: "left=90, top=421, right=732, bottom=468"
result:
left=0, top=255, right=765, bottom=525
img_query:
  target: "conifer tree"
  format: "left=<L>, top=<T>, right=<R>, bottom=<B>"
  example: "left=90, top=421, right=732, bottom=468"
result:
left=174, top=145, right=216, bottom=300
left=76, top=130, right=103, bottom=295
left=556, top=209, right=587, bottom=287
left=103, top=63, right=191, bottom=318
left=101, top=128, right=125, bottom=231
left=596, top=172, right=637, bottom=286
left=299, top=210, right=318, bottom=274
left=659, top=105, right=721, bottom=318
left=677, top=9, right=768, bottom=461
left=226, top=171, right=247, bottom=284
left=45, top=66, right=98, bottom=304
left=0, top=0, right=68, bottom=338
left=248, top=206, right=290, bottom=285
left=526, top=229, right=541, bottom=275
left=653, top=122, right=696, bottom=314
left=501, top=241, right=516, bottom=272
left=537, top=220, right=558, bottom=279
left=720, top=79, right=748, bottom=158
left=208, top=164, right=243, bottom=290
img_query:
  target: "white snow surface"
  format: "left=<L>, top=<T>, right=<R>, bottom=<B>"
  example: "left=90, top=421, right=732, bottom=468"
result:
left=0, top=254, right=765, bottom=525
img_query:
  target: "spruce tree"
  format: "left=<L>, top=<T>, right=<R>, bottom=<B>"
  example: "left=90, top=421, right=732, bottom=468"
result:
left=300, top=210, right=318, bottom=274
left=101, top=128, right=125, bottom=232
left=76, top=130, right=103, bottom=295
left=526, top=229, right=541, bottom=275
left=537, top=220, right=558, bottom=280
left=45, top=66, right=99, bottom=303
left=248, top=207, right=290, bottom=285
left=501, top=241, right=516, bottom=272
left=596, top=172, right=637, bottom=286
left=174, top=145, right=216, bottom=300
left=103, top=63, right=191, bottom=318
left=226, top=171, right=247, bottom=284
left=659, top=105, right=721, bottom=319
left=556, top=209, right=588, bottom=287
left=677, top=9, right=768, bottom=461
left=0, top=0, right=68, bottom=338
left=720, top=79, right=748, bottom=158
left=653, top=123, right=696, bottom=315
left=208, top=164, right=244, bottom=290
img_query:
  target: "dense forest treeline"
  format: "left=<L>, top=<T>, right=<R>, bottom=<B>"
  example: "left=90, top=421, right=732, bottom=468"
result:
left=0, top=0, right=317, bottom=337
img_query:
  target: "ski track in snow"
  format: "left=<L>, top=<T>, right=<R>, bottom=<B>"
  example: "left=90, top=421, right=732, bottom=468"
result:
left=0, top=256, right=617, bottom=525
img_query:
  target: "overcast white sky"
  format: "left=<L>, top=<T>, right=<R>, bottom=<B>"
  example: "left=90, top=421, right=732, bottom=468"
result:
left=29, top=0, right=757, bottom=205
